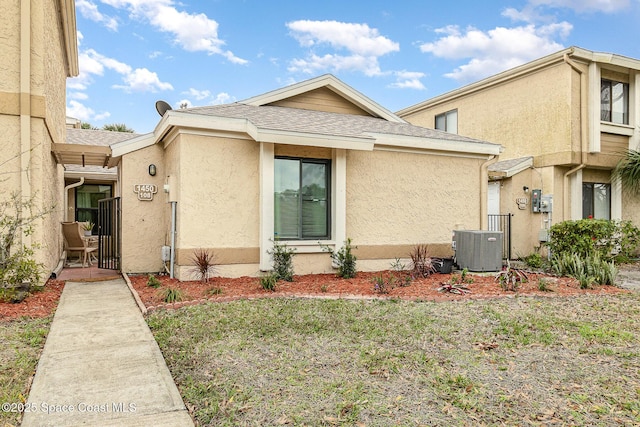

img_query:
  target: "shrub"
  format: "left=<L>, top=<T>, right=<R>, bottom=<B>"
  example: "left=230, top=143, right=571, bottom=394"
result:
left=147, top=274, right=161, bottom=288
left=190, top=249, right=216, bottom=283
left=537, top=277, right=552, bottom=292
left=410, top=244, right=436, bottom=278
left=207, top=287, right=223, bottom=296
left=495, top=265, right=528, bottom=292
left=372, top=275, right=390, bottom=294
left=260, top=272, right=277, bottom=292
left=321, top=238, right=357, bottom=279
left=521, top=252, right=545, bottom=269
left=550, top=252, right=618, bottom=288
left=162, top=287, right=184, bottom=303
left=268, top=240, right=296, bottom=282
left=548, top=219, right=640, bottom=262
left=0, top=192, right=50, bottom=301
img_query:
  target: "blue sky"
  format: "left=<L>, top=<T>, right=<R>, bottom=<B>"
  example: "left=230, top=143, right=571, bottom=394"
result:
left=68, top=0, right=640, bottom=134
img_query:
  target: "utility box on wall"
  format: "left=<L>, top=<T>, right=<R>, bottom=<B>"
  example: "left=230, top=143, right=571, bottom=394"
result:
left=531, top=189, right=542, bottom=213
left=452, top=230, right=503, bottom=272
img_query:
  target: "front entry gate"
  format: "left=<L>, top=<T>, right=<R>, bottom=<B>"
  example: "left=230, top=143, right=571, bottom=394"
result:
left=97, top=197, right=121, bottom=270
left=488, top=213, right=512, bottom=260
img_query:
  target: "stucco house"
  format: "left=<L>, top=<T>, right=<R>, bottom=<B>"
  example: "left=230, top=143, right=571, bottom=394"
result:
left=109, top=75, right=502, bottom=279
left=1, top=0, right=78, bottom=280
left=398, top=47, right=640, bottom=258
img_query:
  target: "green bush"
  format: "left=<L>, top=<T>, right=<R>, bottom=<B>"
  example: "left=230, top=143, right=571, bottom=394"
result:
left=162, top=287, right=184, bottom=303
left=521, top=252, right=545, bottom=269
left=260, top=272, right=278, bottom=292
left=268, top=241, right=296, bottom=282
left=550, top=252, right=618, bottom=288
left=147, top=274, right=161, bottom=288
left=0, top=192, right=49, bottom=296
left=321, top=238, right=357, bottom=279
left=548, top=219, right=640, bottom=262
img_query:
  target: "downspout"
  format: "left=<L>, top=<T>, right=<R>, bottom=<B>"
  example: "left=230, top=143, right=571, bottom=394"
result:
left=562, top=52, right=588, bottom=221
left=170, top=201, right=177, bottom=279
left=63, top=177, right=84, bottom=222
left=480, top=155, right=498, bottom=229
left=19, top=0, right=31, bottom=248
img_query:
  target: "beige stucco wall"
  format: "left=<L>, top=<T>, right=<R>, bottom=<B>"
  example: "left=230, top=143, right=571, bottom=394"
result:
left=346, top=150, right=482, bottom=261
left=123, top=133, right=491, bottom=278
left=402, top=62, right=576, bottom=165
left=120, top=144, right=167, bottom=274
left=0, top=0, right=69, bottom=280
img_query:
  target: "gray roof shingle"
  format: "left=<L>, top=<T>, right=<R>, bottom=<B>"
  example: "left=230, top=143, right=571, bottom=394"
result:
left=182, top=103, right=498, bottom=147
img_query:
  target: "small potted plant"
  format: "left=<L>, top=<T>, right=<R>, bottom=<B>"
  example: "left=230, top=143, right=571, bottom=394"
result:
left=82, top=221, right=94, bottom=236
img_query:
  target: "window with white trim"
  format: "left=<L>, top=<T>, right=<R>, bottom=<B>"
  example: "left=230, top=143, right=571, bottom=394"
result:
left=601, top=79, right=629, bottom=125
left=274, top=157, right=330, bottom=240
left=435, top=109, right=458, bottom=134
left=582, top=182, right=611, bottom=220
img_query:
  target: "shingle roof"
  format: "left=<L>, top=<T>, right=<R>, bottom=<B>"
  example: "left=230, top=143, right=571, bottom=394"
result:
left=182, top=103, right=497, bottom=147
left=67, top=128, right=139, bottom=146
left=64, top=129, right=137, bottom=175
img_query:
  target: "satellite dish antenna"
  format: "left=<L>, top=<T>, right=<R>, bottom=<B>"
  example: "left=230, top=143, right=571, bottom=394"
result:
left=155, top=100, right=172, bottom=117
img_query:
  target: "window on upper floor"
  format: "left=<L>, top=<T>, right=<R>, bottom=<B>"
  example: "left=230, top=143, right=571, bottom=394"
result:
left=435, top=109, right=458, bottom=134
left=274, top=157, right=330, bottom=240
left=601, top=79, right=629, bottom=125
left=582, top=182, right=610, bottom=220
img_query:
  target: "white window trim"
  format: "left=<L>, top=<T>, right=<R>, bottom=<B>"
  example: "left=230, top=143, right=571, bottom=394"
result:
left=259, top=146, right=346, bottom=270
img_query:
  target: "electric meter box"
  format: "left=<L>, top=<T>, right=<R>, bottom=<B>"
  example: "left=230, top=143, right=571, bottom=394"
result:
left=540, top=194, right=553, bottom=213
left=531, top=189, right=542, bottom=213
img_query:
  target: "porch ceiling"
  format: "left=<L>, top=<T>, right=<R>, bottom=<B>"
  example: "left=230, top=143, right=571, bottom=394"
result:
left=52, top=143, right=112, bottom=167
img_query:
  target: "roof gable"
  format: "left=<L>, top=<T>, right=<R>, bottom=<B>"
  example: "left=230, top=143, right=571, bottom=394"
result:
left=265, top=86, right=372, bottom=117
left=243, top=74, right=405, bottom=123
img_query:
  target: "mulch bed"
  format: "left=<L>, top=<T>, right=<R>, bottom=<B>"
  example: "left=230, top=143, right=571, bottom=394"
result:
left=128, top=270, right=629, bottom=312
left=0, top=270, right=630, bottom=321
left=0, top=280, right=65, bottom=321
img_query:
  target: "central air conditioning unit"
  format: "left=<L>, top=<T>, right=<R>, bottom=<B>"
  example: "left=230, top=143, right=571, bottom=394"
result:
left=452, top=230, right=503, bottom=272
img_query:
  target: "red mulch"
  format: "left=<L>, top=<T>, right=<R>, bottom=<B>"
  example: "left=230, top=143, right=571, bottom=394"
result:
left=129, top=270, right=629, bottom=311
left=0, top=271, right=629, bottom=321
left=0, top=280, right=65, bottom=322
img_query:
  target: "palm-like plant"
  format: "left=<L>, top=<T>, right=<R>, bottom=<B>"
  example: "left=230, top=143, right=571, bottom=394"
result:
left=612, top=149, right=640, bottom=194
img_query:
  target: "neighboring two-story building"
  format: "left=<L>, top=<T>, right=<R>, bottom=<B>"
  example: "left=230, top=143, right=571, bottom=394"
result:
left=398, top=46, right=640, bottom=258
left=1, top=0, right=79, bottom=278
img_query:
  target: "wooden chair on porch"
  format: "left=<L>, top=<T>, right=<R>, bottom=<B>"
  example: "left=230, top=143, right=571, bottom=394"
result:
left=62, top=222, right=98, bottom=267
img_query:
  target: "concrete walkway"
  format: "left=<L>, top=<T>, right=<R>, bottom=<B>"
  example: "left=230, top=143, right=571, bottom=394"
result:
left=21, top=278, right=194, bottom=427
left=617, top=266, right=640, bottom=292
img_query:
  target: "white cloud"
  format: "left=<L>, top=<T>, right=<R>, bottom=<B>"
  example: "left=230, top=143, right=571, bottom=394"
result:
left=66, top=99, right=110, bottom=122
left=113, top=68, right=174, bottom=92
left=179, top=89, right=233, bottom=106
left=100, top=0, right=247, bottom=64
left=183, top=88, right=211, bottom=101
left=76, top=0, right=119, bottom=31
left=286, top=20, right=399, bottom=76
left=420, top=23, right=570, bottom=82
left=528, top=0, right=630, bottom=13
left=68, top=92, right=89, bottom=100
left=212, top=93, right=232, bottom=104
left=75, top=48, right=173, bottom=93
left=389, top=71, right=426, bottom=90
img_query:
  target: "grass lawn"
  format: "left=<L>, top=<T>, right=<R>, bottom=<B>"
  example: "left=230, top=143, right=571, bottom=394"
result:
left=148, top=293, right=640, bottom=426
left=0, top=316, right=52, bottom=426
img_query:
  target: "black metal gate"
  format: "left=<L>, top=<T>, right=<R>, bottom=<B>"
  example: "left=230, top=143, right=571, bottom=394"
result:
left=97, top=197, right=121, bottom=270
left=488, top=213, right=512, bottom=260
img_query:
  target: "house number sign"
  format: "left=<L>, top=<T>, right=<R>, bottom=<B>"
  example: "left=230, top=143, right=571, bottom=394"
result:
left=134, top=184, right=157, bottom=201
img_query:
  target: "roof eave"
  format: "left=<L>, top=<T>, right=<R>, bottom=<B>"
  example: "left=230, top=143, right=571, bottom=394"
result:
left=371, top=133, right=503, bottom=157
